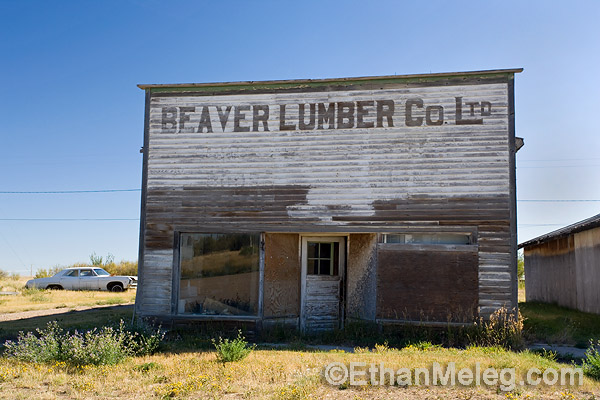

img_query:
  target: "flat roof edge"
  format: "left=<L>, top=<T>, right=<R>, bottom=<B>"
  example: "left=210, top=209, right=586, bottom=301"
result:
left=137, top=68, right=523, bottom=90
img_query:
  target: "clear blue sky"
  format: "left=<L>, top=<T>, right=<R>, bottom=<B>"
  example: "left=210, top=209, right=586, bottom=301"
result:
left=1, top=0, right=599, bottom=274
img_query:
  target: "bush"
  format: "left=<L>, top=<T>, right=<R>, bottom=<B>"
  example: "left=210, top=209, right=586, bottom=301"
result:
left=34, top=265, right=66, bottom=279
left=469, top=307, right=524, bottom=350
left=212, top=330, right=254, bottom=363
left=3, top=320, right=163, bottom=366
left=103, top=260, right=138, bottom=276
left=582, top=340, right=600, bottom=380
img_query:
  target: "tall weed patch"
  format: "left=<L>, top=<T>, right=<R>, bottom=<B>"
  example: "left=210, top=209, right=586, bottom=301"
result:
left=469, top=307, right=524, bottom=350
left=3, top=320, right=163, bottom=366
left=582, top=340, right=600, bottom=380
left=212, top=330, right=254, bottom=363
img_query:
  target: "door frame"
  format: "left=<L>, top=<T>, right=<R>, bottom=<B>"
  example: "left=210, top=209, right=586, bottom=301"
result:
left=300, top=235, right=347, bottom=332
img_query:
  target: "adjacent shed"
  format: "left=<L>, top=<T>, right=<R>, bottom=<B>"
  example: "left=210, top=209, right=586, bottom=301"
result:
left=135, top=69, right=522, bottom=332
left=519, top=213, right=600, bottom=314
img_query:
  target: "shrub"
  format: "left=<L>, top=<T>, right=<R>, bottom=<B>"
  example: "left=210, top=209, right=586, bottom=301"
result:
left=3, top=320, right=163, bottom=366
left=103, top=260, right=138, bottom=276
left=469, top=307, right=524, bottom=350
left=582, top=340, right=600, bottom=380
left=34, top=265, right=65, bottom=279
left=212, top=330, right=254, bottom=363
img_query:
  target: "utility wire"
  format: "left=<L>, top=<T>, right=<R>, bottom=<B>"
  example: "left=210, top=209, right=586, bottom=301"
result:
left=0, top=189, right=140, bottom=194
left=0, top=218, right=139, bottom=221
left=518, top=165, right=600, bottom=168
left=518, top=199, right=600, bottom=202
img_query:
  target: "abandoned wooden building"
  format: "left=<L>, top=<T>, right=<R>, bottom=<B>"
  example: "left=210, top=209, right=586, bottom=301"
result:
left=519, top=213, right=600, bottom=315
left=135, top=68, right=522, bottom=332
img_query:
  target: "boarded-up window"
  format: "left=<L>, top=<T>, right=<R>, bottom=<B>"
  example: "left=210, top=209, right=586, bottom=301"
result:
left=178, top=233, right=260, bottom=316
left=377, top=238, right=478, bottom=322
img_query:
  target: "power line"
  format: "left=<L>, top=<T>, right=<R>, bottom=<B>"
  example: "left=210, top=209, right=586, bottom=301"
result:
left=0, top=189, right=140, bottom=194
left=0, top=218, right=139, bottom=221
left=518, top=165, right=600, bottom=169
left=519, top=157, right=600, bottom=162
left=518, top=199, right=600, bottom=202
left=519, top=224, right=570, bottom=227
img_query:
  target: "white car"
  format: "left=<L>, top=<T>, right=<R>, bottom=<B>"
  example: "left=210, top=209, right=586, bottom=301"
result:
left=25, top=267, right=137, bottom=292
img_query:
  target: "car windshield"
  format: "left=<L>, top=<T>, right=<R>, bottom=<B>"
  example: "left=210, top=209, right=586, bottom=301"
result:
left=93, top=268, right=110, bottom=276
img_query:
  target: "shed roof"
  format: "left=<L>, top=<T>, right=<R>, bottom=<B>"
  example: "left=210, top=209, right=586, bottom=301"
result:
left=137, top=68, right=523, bottom=90
left=519, top=213, right=600, bottom=249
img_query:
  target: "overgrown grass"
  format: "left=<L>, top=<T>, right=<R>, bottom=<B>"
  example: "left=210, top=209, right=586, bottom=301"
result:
left=0, top=271, right=24, bottom=293
left=469, top=307, right=524, bottom=350
left=261, top=308, right=524, bottom=351
left=0, top=304, right=135, bottom=343
left=3, top=320, right=163, bottom=366
left=582, top=340, right=600, bottom=380
left=0, top=307, right=598, bottom=398
left=520, top=302, right=600, bottom=347
left=1, top=339, right=598, bottom=399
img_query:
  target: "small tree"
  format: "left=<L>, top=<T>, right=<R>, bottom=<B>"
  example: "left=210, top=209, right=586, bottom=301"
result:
left=90, top=252, right=103, bottom=266
left=517, top=251, right=525, bottom=281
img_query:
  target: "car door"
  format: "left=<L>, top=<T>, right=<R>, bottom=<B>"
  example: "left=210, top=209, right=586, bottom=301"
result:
left=79, top=269, right=99, bottom=290
left=59, top=269, right=79, bottom=289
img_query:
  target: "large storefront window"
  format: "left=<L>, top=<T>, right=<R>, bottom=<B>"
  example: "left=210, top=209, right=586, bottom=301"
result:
left=178, top=233, right=260, bottom=316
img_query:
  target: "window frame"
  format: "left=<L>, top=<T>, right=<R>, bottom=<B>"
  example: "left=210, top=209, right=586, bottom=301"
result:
left=378, top=229, right=478, bottom=252
left=173, top=231, right=264, bottom=320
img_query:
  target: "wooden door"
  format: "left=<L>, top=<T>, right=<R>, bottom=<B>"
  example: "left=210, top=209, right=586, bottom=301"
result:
left=301, top=237, right=345, bottom=332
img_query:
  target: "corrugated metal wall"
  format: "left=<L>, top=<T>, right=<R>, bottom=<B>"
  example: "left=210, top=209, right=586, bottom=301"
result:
left=137, top=73, right=516, bottom=318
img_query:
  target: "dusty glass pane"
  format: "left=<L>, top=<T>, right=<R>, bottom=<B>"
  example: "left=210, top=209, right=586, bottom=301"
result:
left=307, top=242, right=317, bottom=259
left=179, top=233, right=260, bottom=316
left=319, top=259, right=331, bottom=275
left=320, top=243, right=331, bottom=259
left=382, top=233, right=471, bottom=245
left=333, top=242, right=339, bottom=276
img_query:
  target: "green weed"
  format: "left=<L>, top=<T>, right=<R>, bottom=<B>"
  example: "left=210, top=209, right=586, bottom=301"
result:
left=212, top=329, right=254, bottom=363
left=3, top=320, right=163, bottom=366
left=582, top=340, right=600, bottom=380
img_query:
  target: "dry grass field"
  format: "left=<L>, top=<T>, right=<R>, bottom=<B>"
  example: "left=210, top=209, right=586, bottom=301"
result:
left=0, top=344, right=598, bottom=399
left=0, top=273, right=599, bottom=399
left=0, top=275, right=135, bottom=315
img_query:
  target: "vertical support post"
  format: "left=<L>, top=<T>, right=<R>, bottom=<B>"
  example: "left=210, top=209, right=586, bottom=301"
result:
left=508, top=74, right=519, bottom=315
left=135, top=89, right=151, bottom=317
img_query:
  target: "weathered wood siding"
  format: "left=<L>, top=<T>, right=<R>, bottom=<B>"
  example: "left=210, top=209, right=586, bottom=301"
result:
left=137, top=71, right=518, bottom=319
left=574, top=227, right=600, bottom=314
left=525, top=227, right=600, bottom=314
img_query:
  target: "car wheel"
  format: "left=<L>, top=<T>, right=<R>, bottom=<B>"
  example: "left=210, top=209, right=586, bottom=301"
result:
left=47, top=285, right=63, bottom=290
left=109, top=283, right=124, bottom=292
